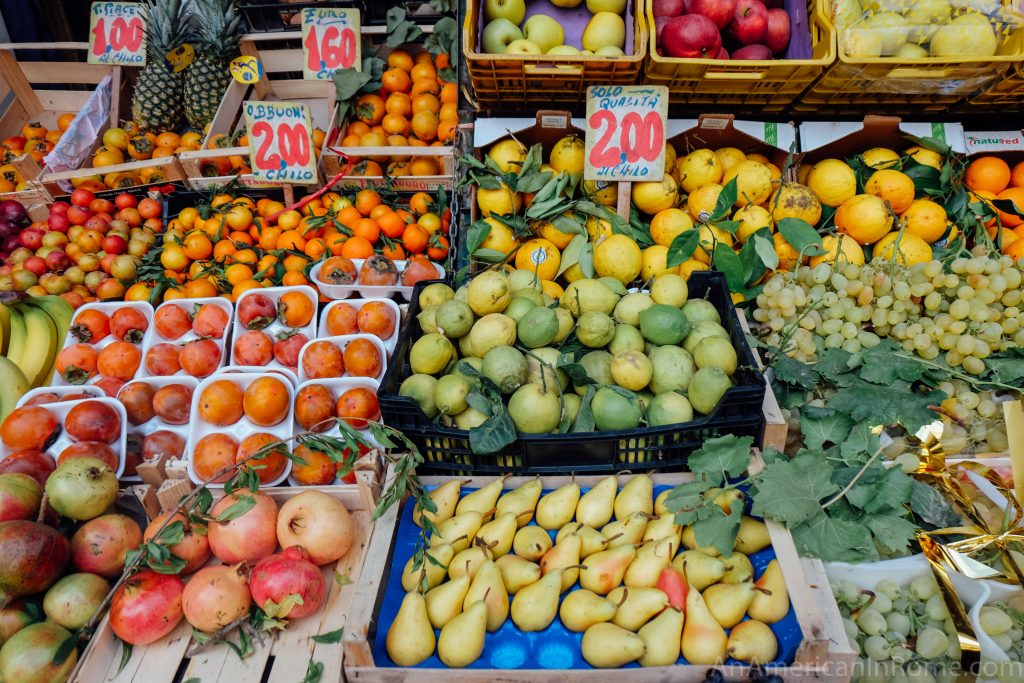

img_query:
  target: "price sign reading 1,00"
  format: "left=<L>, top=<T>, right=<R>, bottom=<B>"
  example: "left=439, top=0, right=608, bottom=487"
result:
left=88, top=2, right=146, bottom=65
left=91, top=17, right=143, bottom=55
left=587, top=110, right=664, bottom=169
left=584, top=85, right=668, bottom=182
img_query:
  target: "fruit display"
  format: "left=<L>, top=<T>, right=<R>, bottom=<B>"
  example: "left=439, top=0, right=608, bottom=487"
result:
left=143, top=298, right=232, bottom=378
left=291, top=378, right=378, bottom=485
left=0, top=295, right=76, bottom=413
left=480, top=0, right=633, bottom=57
left=230, top=286, right=317, bottom=378
left=117, top=377, right=195, bottom=476
left=653, top=0, right=793, bottom=59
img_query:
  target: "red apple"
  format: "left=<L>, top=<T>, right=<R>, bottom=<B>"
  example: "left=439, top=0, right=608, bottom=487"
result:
left=765, top=8, right=791, bottom=53
left=728, top=0, right=768, bottom=46
left=18, top=228, right=43, bottom=250
left=102, top=235, right=126, bottom=255
left=655, top=16, right=671, bottom=46
left=662, top=14, right=723, bottom=58
left=733, top=44, right=772, bottom=59
left=690, top=0, right=736, bottom=29
left=44, top=249, right=69, bottom=273
left=49, top=201, right=70, bottom=216
left=21, top=256, right=46, bottom=276
left=47, top=213, right=69, bottom=233
left=716, top=46, right=730, bottom=59
left=653, top=0, right=688, bottom=16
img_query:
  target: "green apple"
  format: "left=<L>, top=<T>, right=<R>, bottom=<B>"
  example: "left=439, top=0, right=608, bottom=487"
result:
left=930, top=12, right=997, bottom=57
left=587, top=0, right=627, bottom=13
left=506, top=38, right=544, bottom=55
left=484, top=0, right=526, bottom=24
left=523, top=15, right=565, bottom=54
left=482, top=18, right=524, bottom=54
left=547, top=45, right=582, bottom=56
left=594, top=45, right=625, bottom=57
left=582, top=12, right=626, bottom=52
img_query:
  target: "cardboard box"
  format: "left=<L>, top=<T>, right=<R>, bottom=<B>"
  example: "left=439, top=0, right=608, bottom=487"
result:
left=964, top=130, right=1024, bottom=156
left=799, top=119, right=967, bottom=155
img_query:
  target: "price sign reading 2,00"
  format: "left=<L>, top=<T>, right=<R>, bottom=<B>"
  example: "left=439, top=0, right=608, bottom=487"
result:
left=588, top=110, right=664, bottom=169
left=250, top=121, right=311, bottom=171
left=243, top=101, right=318, bottom=185
left=584, top=85, right=668, bottom=182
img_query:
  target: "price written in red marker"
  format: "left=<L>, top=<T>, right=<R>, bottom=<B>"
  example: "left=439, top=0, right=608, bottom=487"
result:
left=242, top=101, right=319, bottom=185
left=88, top=2, right=146, bottom=66
left=301, top=8, right=361, bottom=80
left=584, top=85, right=668, bottom=182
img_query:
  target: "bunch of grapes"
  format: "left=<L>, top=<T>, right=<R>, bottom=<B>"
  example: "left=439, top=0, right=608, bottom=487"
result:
left=978, top=598, right=1024, bottom=669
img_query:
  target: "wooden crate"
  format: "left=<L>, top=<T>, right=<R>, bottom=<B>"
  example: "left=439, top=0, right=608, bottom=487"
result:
left=71, top=481, right=380, bottom=683
left=343, top=470, right=857, bottom=682
left=738, top=311, right=788, bottom=453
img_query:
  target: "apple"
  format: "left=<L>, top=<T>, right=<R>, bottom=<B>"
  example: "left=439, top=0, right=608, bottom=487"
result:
left=482, top=18, right=524, bottom=54
left=764, top=8, right=791, bottom=53
left=43, top=250, right=69, bottom=273
left=548, top=45, right=582, bottom=56
left=662, top=14, right=722, bottom=57
left=732, top=43, right=772, bottom=58
left=655, top=15, right=671, bottom=44
left=595, top=45, right=625, bottom=56
left=47, top=212, right=69, bottom=234
left=18, top=227, right=43, bottom=250
left=582, top=11, right=626, bottom=51
left=484, top=0, right=526, bottom=24
left=523, top=15, right=565, bottom=54
left=728, top=0, right=768, bottom=46
left=587, top=0, right=627, bottom=12
left=505, top=38, right=543, bottom=54
left=653, top=0, right=688, bottom=16
left=716, top=45, right=730, bottom=58
left=690, top=0, right=736, bottom=29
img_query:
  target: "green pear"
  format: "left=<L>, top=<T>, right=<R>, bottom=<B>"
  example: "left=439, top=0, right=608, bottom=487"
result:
left=513, top=525, right=553, bottom=561
left=703, top=581, right=757, bottom=628
left=681, top=587, right=728, bottom=665
left=386, top=592, right=436, bottom=666
left=474, top=511, right=518, bottom=556
left=414, top=479, right=463, bottom=527
left=614, top=474, right=653, bottom=519
left=624, top=537, right=675, bottom=588
left=748, top=559, right=789, bottom=624
left=456, top=476, right=507, bottom=516
left=495, top=477, right=542, bottom=527
left=495, top=554, right=540, bottom=594
left=681, top=525, right=720, bottom=557
left=735, top=517, right=771, bottom=554
left=540, top=533, right=581, bottom=591
left=558, top=522, right=607, bottom=558
left=608, top=586, right=669, bottom=631
left=727, top=619, right=778, bottom=664
left=642, top=512, right=682, bottom=547
left=438, top=599, right=488, bottom=667
left=536, top=481, right=580, bottom=529
left=576, top=475, right=617, bottom=528
left=431, top=511, right=485, bottom=552
left=581, top=622, right=646, bottom=668
left=721, top=552, right=753, bottom=584
left=602, top=512, right=648, bottom=548
left=464, top=560, right=509, bottom=632
left=580, top=544, right=636, bottom=594
left=672, top=550, right=725, bottom=591
left=638, top=607, right=684, bottom=667
left=653, top=489, right=670, bottom=515
left=425, top=573, right=471, bottom=629
left=402, top=543, right=455, bottom=592
left=559, top=588, right=617, bottom=632
left=448, top=543, right=492, bottom=581
left=511, top=569, right=563, bottom=631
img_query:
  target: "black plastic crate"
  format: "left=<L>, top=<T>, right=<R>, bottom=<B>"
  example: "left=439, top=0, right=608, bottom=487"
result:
left=237, top=0, right=366, bottom=32
left=378, top=271, right=767, bottom=475
left=365, top=0, right=447, bottom=25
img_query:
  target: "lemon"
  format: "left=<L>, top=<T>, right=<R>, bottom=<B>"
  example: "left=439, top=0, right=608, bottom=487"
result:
left=594, top=234, right=643, bottom=284
left=723, top=160, right=773, bottom=208
left=515, top=238, right=561, bottom=280
left=480, top=217, right=518, bottom=256
left=632, top=176, right=679, bottom=215
left=586, top=216, right=614, bottom=242
left=905, top=145, right=943, bottom=171
left=733, top=205, right=773, bottom=242
left=676, top=149, right=723, bottom=193
left=687, top=184, right=723, bottom=221
left=467, top=270, right=512, bottom=316
left=550, top=134, right=585, bottom=175
left=835, top=194, right=894, bottom=245
left=541, top=279, right=563, bottom=299
left=873, top=231, right=933, bottom=265
left=583, top=179, right=617, bottom=206
left=715, top=147, right=747, bottom=173
left=641, top=245, right=678, bottom=280
left=664, top=144, right=677, bottom=174
left=532, top=219, right=575, bottom=250
left=773, top=232, right=802, bottom=271
left=650, top=208, right=694, bottom=248
left=861, top=147, right=901, bottom=170
left=807, top=158, right=857, bottom=208
left=692, top=224, right=734, bottom=264
left=477, top=183, right=521, bottom=217
left=410, top=334, right=455, bottom=375
left=679, top=258, right=710, bottom=280
left=768, top=182, right=822, bottom=226
left=487, top=138, right=527, bottom=173
left=810, top=234, right=865, bottom=268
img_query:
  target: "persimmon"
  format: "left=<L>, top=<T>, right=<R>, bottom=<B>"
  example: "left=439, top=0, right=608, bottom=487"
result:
left=198, top=380, right=244, bottom=426
left=294, top=384, right=337, bottom=432
left=243, top=376, right=290, bottom=427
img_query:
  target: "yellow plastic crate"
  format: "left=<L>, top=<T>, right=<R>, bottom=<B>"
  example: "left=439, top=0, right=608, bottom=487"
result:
left=797, top=0, right=1024, bottom=114
left=968, top=63, right=1024, bottom=109
left=464, top=0, right=646, bottom=112
left=642, top=0, right=835, bottom=113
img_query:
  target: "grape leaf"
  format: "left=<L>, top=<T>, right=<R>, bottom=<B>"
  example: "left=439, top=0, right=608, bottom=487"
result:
left=692, top=504, right=743, bottom=555
left=863, top=466, right=915, bottom=515
left=858, top=341, right=929, bottom=384
left=800, top=410, right=854, bottom=450
left=812, top=348, right=856, bottom=383
left=866, top=513, right=919, bottom=554
left=771, top=354, right=819, bottom=390
left=984, top=356, right=1024, bottom=385
left=751, top=455, right=837, bottom=525
left=790, top=512, right=877, bottom=562
left=910, top=479, right=962, bottom=528
left=663, top=480, right=712, bottom=527
left=687, top=435, right=753, bottom=486
left=829, top=380, right=942, bottom=431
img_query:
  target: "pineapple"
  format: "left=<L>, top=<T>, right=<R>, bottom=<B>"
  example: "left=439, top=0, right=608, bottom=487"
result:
left=183, top=0, right=245, bottom=130
left=131, top=0, right=190, bottom=132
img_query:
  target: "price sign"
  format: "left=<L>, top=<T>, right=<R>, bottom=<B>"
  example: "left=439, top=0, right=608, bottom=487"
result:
left=88, top=2, right=146, bottom=66
left=301, top=8, right=361, bottom=80
left=243, top=101, right=318, bottom=185
left=584, top=85, right=668, bottom=182
left=230, top=56, right=264, bottom=84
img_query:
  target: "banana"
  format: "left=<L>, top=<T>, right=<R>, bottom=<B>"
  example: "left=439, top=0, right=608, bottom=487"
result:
left=0, top=356, right=29, bottom=422
left=24, top=295, right=73, bottom=346
left=14, top=304, right=57, bottom=388
left=5, top=305, right=26, bottom=369
left=0, top=303, right=10, bottom=356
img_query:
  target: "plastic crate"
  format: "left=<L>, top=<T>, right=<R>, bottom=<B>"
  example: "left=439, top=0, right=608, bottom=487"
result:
left=237, top=0, right=365, bottom=32
left=643, top=0, right=835, bottom=113
left=967, top=63, right=1024, bottom=109
left=463, top=0, right=647, bottom=113
left=378, top=273, right=767, bottom=475
left=365, top=0, right=446, bottom=26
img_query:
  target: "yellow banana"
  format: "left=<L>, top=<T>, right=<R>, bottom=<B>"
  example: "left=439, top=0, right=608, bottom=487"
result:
left=0, top=356, right=29, bottom=422
left=14, top=304, right=57, bottom=388
left=5, top=306, right=26, bottom=370
left=0, top=303, right=10, bottom=356
left=24, top=295, right=73, bottom=347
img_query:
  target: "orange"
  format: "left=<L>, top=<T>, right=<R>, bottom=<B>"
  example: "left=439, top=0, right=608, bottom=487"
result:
left=340, top=235, right=374, bottom=259
left=382, top=113, right=411, bottom=136
left=57, top=113, right=76, bottom=131
left=412, top=94, right=440, bottom=115
left=355, top=94, right=386, bottom=125
left=277, top=209, right=302, bottom=230
left=341, top=134, right=361, bottom=147
left=1012, top=160, right=1024, bottom=188
left=411, top=111, right=439, bottom=142
left=439, top=102, right=457, bottom=122
left=969, top=190, right=999, bottom=232
left=440, top=82, right=457, bottom=104
left=185, top=278, right=218, bottom=298
left=386, top=134, right=409, bottom=148
left=232, top=279, right=261, bottom=298
left=347, top=121, right=371, bottom=138
left=258, top=226, right=281, bottom=250
left=996, top=186, right=1024, bottom=227
left=382, top=243, right=406, bottom=260
left=261, top=200, right=285, bottom=218
left=997, top=228, right=1018, bottom=253
left=355, top=189, right=381, bottom=216
left=338, top=206, right=362, bottom=229
left=178, top=206, right=199, bottom=229
left=282, top=254, right=309, bottom=273
left=387, top=49, right=414, bottom=72
left=965, top=156, right=1011, bottom=194
left=864, top=169, right=915, bottom=214
left=414, top=51, right=432, bottom=65
left=225, top=204, right=253, bottom=230
left=160, top=244, right=188, bottom=272
left=305, top=238, right=328, bottom=260
left=409, top=192, right=432, bottom=216
left=411, top=62, right=436, bottom=83
left=229, top=231, right=253, bottom=246
left=256, top=254, right=278, bottom=275
left=382, top=68, right=412, bottom=94
left=280, top=271, right=309, bottom=287
left=182, top=231, right=213, bottom=260
left=378, top=211, right=406, bottom=239
left=232, top=248, right=258, bottom=265
left=386, top=92, right=413, bottom=117
left=437, top=120, right=457, bottom=144
left=278, top=230, right=307, bottom=251
left=225, top=263, right=254, bottom=286
left=410, top=78, right=440, bottom=98
left=901, top=198, right=947, bottom=243
left=1003, top=234, right=1024, bottom=261
left=353, top=218, right=380, bottom=243
left=213, top=240, right=237, bottom=260
left=410, top=156, right=440, bottom=176
left=124, top=282, right=153, bottom=301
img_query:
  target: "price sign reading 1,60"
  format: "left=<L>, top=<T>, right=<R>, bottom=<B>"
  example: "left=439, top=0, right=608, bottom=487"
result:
left=243, top=101, right=319, bottom=185
left=301, top=8, right=361, bottom=80
left=88, top=2, right=146, bottom=66
left=584, top=85, right=668, bottom=183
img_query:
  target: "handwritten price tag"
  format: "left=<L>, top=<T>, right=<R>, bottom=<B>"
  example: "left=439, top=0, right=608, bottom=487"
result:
left=88, top=2, right=146, bottom=66
left=243, top=101, right=318, bottom=185
left=584, top=85, right=668, bottom=182
left=301, top=8, right=361, bottom=80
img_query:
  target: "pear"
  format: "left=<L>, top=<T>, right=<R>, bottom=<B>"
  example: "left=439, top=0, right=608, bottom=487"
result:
left=602, top=511, right=648, bottom=548
left=438, top=599, right=487, bottom=667
left=431, top=511, right=485, bottom=552
left=614, top=474, right=653, bottom=519
left=456, top=476, right=506, bottom=516
left=703, top=581, right=757, bottom=628
left=495, top=554, right=540, bottom=594
left=576, top=475, right=617, bottom=528
left=681, top=587, right=728, bottom=665
left=624, top=537, right=675, bottom=588
left=464, top=560, right=509, bottom=632
left=474, top=511, right=518, bottom=556
left=673, top=550, right=726, bottom=591
left=402, top=543, right=454, bottom=592
left=558, top=588, right=617, bottom=632
left=656, top=566, right=688, bottom=610
left=513, top=525, right=552, bottom=561
left=707, top=487, right=744, bottom=515
left=734, top=517, right=771, bottom=554
left=581, top=622, right=646, bottom=668
left=536, top=481, right=580, bottom=529
left=386, top=592, right=436, bottom=666
left=681, top=525, right=720, bottom=557
left=540, top=533, right=582, bottom=591
left=495, top=477, right=542, bottom=527
left=727, top=619, right=778, bottom=664
left=580, top=544, right=636, bottom=594
left=642, top=512, right=682, bottom=547
left=608, top=586, right=669, bottom=631
left=653, top=489, right=670, bottom=515
left=511, top=569, right=563, bottom=631
left=638, top=607, right=684, bottom=667
left=448, top=543, right=493, bottom=581
left=424, top=573, right=471, bottom=628
left=414, top=479, right=462, bottom=527
left=748, top=559, right=789, bottom=624
left=721, top=552, right=753, bottom=584
left=558, top=522, right=607, bottom=558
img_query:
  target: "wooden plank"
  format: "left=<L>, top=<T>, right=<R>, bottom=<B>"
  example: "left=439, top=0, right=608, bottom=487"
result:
left=36, top=91, right=97, bottom=113
left=0, top=49, right=42, bottom=115
left=256, top=48, right=306, bottom=75
left=0, top=42, right=89, bottom=50
left=18, top=61, right=113, bottom=85
left=738, top=310, right=788, bottom=452
left=802, top=557, right=859, bottom=672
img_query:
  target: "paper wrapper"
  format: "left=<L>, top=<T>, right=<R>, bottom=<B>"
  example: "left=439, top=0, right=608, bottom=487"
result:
left=43, top=74, right=113, bottom=192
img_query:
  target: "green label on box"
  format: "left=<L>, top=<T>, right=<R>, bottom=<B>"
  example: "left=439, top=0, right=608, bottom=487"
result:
left=764, top=122, right=777, bottom=146
left=931, top=122, right=946, bottom=143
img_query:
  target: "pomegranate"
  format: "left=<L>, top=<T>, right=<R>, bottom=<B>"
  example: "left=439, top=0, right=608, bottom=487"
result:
left=43, top=572, right=109, bottom=630
left=249, top=547, right=325, bottom=619
left=0, top=473, right=42, bottom=521
left=0, top=621, right=77, bottom=683
left=143, top=510, right=210, bottom=574
left=109, top=570, right=184, bottom=645
left=44, top=457, right=118, bottom=521
left=182, top=563, right=251, bottom=633
left=208, top=492, right=278, bottom=564
left=276, top=490, right=355, bottom=566
left=70, top=513, right=143, bottom=578
left=0, top=520, right=70, bottom=607
left=0, top=450, right=54, bottom=487
left=0, top=600, right=39, bottom=642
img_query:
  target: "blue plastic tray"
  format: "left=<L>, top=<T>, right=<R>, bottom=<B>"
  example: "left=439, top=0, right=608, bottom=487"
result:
left=372, top=484, right=802, bottom=669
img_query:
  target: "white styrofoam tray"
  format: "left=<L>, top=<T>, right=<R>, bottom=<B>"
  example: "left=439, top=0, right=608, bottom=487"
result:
left=318, top=298, right=401, bottom=355
left=296, top=334, right=388, bottom=384
left=309, top=258, right=445, bottom=301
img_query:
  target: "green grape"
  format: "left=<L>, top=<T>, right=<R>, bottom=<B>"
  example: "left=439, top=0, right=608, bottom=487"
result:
left=980, top=606, right=1014, bottom=635
left=991, top=631, right=1013, bottom=652
left=857, top=608, right=888, bottom=636
left=886, top=611, right=911, bottom=636
left=925, top=594, right=948, bottom=621
left=871, top=593, right=893, bottom=614
left=911, top=576, right=938, bottom=600
left=863, top=634, right=892, bottom=660
left=877, top=580, right=902, bottom=601
left=894, top=452, right=919, bottom=473
left=904, top=664, right=937, bottom=682
left=915, top=627, right=948, bottom=659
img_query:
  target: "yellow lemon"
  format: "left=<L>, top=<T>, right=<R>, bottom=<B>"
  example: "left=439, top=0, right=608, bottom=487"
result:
left=835, top=194, right=894, bottom=245
left=715, top=147, right=747, bottom=173
left=632, top=177, right=679, bottom=214
left=533, top=219, right=575, bottom=250
left=768, top=182, right=822, bottom=226
left=650, top=208, right=694, bottom=248
left=864, top=169, right=916, bottom=214
left=676, top=149, right=723, bottom=193
left=477, top=183, right=521, bottom=217
left=487, top=138, right=527, bottom=173
left=873, top=231, right=933, bottom=265
left=679, top=258, right=710, bottom=280
left=586, top=216, right=614, bottom=242
left=901, top=198, right=947, bottom=243
left=515, top=238, right=561, bottom=281
left=550, top=134, right=585, bottom=175
left=747, top=152, right=772, bottom=165
left=687, top=183, right=723, bottom=221
left=905, top=145, right=943, bottom=171
left=733, top=205, right=773, bottom=242
left=810, top=234, right=865, bottom=268
left=861, top=147, right=901, bottom=170
left=773, top=232, right=804, bottom=271
left=541, top=279, right=564, bottom=299
left=723, top=160, right=773, bottom=208
left=583, top=179, right=618, bottom=207
left=807, top=158, right=857, bottom=208
left=664, top=144, right=677, bottom=174
left=480, top=217, right=518, bottom=256
left=684, top=224, right=734, bottom=265
left=594, top=234, right=643, bottom=284
left=641, top=245, right=678, bottom=280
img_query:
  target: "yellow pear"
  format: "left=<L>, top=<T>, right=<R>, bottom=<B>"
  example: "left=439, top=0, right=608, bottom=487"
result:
left=672, top=550, right=725, bottom=591
left=474, top=511, right=518, bottom=557
left=614, top=474, right=653, bottom=519
left=512, top=525, right=552, bottom=561
left=642, top=512, right=682, bottom=547
left=402, top=543, right=454, bottom=592
left=431, top=511, right=484, bottom=552
left=748, top=559, right=789, bottom=624
left=495, top=554, right=540, bottom=594
left=608, top=586, right=669, bottom=631
left=735, top=517, right=771, bottom=554
left=653, top=489, right=670, bottom=515
left=681, top=587, right=728, bottom=665
left=559, top=589, right=617, bottom=632
left=510, top=569, right=563, bottom=631
left=414, top=479, right=463, bottom=527
left=424, top=573, right=471, bottom=629
left=536, top=481, right=580, bottom=529
left=602, top=511, right=648, bottom=548
left=681, top=525, right=720, bottom=557
left=386, top=592, right=436, bottom=666
left=580, top=544, right=635, bottom=594
left=721, top=552, right=753, bottom=584
left=448, top=543, right=493, bottom=581
left=438, top=599, right=487, bottom=667
left=581, top=623, right=646, bottom=668
left=495, top=478, right=543, bottom=527
left=638, top=607, right=684, bottom=667
left=539, top=533, right=581, bottom=591
left=576, top=475, right=617, bottom=528
left=703, top=581, right=757, bottom=628
left=464, top=560, right=508, bottom=632
left=624, top=537, right=675, bottom=588
left=456, top=477, right=506, bottom=517
left=558, top=522, right=607, bottom=558
left=727, top=619, right=778, bottom=664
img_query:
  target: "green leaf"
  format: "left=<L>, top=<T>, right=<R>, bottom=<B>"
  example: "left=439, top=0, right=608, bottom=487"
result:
left=559, top=362, right=596, bottom=387
left=572, top=385, right=597, bottom=433
left=829, top=380, right=942, bottom=431
left=117, top=641, right=133, bottom=674
left=469, top=409, right=517, bottom=454
left=688, top=435, right=753, bottom=485
left=813, top=348, right=856, bottom=382
left=557, top=234, right=589, bottom=277
left=904, top=133, right=951, bottom=156
left=312, top=627, right=345, bottom=644
left=771, top=354, right=819, bottom=390
left=910, top=479, right=962, bottom=528
left=777, top=218, right=825, bottom=257
left=713, top=242, right=747, bottom=292
left=578, top=242, right=595, bottom=278
left=301, top=659, right=325, bottom=683
left=664, top=480, right=713, bottom=527
left=472, top=248, right=509, bottom=264
left=465, top=220, right=492, bottom=258
left=262, top=593, right=305, bottom=619
left=800, top=410, right=855, bottom=450
left=751, top=233, right=780, bottom=272
left=335, top=571, right=353, bottom=586
left=790, top=512, right=877, bottom=562
left=858, top=341, right=929, bottom=384
left=214, top=495, right=256, bottom=523
left=865, top=513, right=919, bottom=554
left=863, top=466, right=915, bottom=515
left=666, top=229, right=700, bottom=268
left=385, top=7, right=424, bottom=47
left=751, top=455, right=838, bottom=525
left=984, top=356, right=1024, bottom=384
left=708, top=177, right=738, bottom=222
left=692, top=503, right=743, bottom=555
